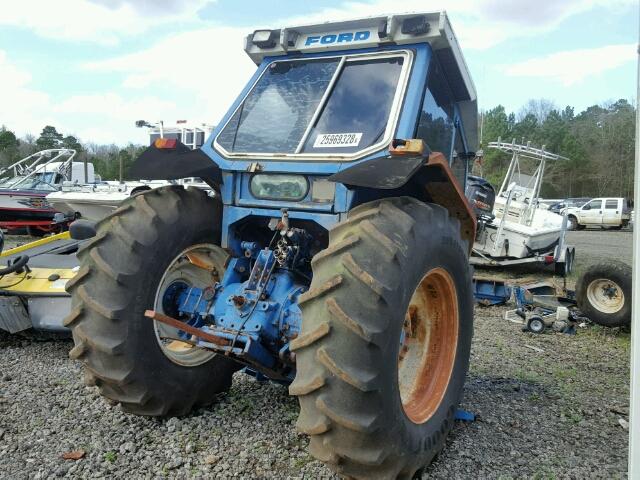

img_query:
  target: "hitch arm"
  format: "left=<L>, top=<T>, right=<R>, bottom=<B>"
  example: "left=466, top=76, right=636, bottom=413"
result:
left=144, top=310, right=230, bottom=347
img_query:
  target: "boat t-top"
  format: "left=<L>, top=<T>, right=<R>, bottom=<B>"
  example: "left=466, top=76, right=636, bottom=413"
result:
left=0, top=149, right=96, bottom=234
left=470, top=139, right=575, bottom=274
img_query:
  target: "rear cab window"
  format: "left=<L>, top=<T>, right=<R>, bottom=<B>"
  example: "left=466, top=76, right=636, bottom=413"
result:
left=605, top=199, right=618, bottom=209
left=214, top=51, right=411, bottom=159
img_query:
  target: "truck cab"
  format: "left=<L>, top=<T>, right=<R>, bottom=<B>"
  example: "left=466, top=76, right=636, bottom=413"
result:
left=567, top=197, right=632, bottom=230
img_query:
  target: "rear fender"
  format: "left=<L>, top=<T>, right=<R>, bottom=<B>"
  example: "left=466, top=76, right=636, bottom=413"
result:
left=328, top=152, right=476, bottom=250
left=128, top=142, right=222, bottom=189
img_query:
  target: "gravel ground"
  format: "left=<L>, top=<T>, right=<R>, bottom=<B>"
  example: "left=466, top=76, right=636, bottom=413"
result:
left=0, top=231, right=632, bottom=479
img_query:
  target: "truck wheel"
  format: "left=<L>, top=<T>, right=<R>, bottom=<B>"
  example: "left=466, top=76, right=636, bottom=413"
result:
left=291, top=197, right=473, bottom=479
left=65, top=186, right=238, bottom=416
left=567, top=216, right=578, bottom=231
left=576, top=261, right=631, bottom=328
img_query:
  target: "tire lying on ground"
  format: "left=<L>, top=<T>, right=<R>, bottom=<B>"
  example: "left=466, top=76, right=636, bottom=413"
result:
left=576, top=260, right=632, bottom=328
left=65, top=186, right=239, bottom=416
left=291, top=197, right=474, bottom=479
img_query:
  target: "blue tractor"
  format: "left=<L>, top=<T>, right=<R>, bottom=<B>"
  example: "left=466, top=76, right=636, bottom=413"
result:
left=67, top=12, right=478, bottom=478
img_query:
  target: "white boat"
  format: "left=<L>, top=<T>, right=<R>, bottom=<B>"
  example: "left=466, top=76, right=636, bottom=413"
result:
left=0, top=149, right=97, bottom=233
left=472, top=141, right=571, bottom=265
left=46, top=121, right=213, bottom=222
left=46, top=180, right=169, bottom=222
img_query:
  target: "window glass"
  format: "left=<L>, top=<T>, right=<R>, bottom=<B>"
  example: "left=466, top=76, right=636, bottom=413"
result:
left=588, top=200, right=602, bottom=209
left=605, top=199, right=618, bottom=209
left=416, top=61, right=455, bottom=159
left=217, top=59, right=340, bottom=154
left=450, top=129, right=467, bottom=187
left=302, top=57, right=404, bottom=154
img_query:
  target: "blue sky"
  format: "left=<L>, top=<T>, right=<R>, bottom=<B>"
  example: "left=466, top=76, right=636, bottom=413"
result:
left=0, top=0, right=637, bottom=145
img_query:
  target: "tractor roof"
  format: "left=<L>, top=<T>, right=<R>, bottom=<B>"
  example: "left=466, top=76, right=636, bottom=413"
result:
left=244, top=11, right=478, bottom=150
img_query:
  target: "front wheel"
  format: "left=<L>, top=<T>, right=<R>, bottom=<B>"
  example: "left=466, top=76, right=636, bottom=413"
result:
left=291, top=197, right=473, bottom=479
left=65, top=186, right=238, bottom=416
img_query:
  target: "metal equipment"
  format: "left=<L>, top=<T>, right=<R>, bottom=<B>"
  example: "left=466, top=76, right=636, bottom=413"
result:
left=0, top=231, right=78, bottom=334
left=66, top=12, right=479, bottom=479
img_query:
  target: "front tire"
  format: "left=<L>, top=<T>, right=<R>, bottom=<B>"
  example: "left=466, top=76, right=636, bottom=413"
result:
left=290, top=197, right=473, bottom=479
left=65, top=186, right=238, bottom=416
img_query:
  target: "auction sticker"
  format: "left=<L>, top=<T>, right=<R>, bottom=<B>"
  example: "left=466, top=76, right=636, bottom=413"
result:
left=313, top=133, right=362, bottom=148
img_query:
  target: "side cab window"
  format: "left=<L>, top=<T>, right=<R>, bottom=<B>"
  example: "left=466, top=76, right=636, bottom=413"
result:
left=585, top=199, right=602, bottom=210
left=416, top=59, right=455, bottom=161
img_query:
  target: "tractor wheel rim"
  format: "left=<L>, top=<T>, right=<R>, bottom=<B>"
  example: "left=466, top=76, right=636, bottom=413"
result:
left=586, top=278, right=624, bottom=314
left=398, top=267, right=459, bottom=424
left=153, top=244, right=222, bottom=367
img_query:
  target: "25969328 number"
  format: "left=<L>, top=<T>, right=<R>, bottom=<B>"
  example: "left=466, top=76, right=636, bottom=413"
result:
left=313, top=132, right=363, bottom=148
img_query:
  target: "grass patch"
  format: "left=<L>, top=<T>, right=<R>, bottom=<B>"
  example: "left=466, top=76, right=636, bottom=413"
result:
left=103, top=451, right=117, bottom=462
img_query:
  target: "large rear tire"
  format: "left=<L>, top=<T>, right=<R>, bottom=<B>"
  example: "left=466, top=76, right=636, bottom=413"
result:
left=290, top=197, right=473, bottom=479
left=65, top=186, right=238, bottom=416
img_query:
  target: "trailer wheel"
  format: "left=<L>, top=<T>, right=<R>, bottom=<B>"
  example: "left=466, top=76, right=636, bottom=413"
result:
left=576, top=261, right=631, bottom=328
left=291, top=197, right=473, bottom=479
left=65, top=186, right=238, bottom=416
left=526, top=316, right=546, bottom=334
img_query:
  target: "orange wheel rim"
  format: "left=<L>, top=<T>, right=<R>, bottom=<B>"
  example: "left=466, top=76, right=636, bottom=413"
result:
left=398, top=267, right=459, bottom=424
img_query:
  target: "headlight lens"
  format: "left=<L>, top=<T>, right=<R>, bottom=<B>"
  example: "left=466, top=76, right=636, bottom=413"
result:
left=250, top=174, right=308, bottom=201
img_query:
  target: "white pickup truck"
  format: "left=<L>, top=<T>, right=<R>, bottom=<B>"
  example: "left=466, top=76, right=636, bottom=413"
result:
left=565, top=197, right=632, bottom=230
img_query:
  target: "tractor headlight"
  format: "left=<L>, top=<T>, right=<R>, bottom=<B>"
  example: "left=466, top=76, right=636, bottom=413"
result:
left=250, top=174, right=308, bottom=201
left=252, top=29, right=279, bottom=49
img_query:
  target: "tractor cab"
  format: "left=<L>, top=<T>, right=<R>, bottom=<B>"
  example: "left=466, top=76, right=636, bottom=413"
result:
left=194, top=11, right=478, bottom=252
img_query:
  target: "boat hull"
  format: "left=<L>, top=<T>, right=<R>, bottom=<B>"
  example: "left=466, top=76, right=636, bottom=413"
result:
left=0, top=190, right=57, bottom=227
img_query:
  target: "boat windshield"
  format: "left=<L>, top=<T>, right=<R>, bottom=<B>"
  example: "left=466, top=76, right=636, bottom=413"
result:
left=0, top=172, right=58, bottom=191
left=215, top=53, right=407, bottom=157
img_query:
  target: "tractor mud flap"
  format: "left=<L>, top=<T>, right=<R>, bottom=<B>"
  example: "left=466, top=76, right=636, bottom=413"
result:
left=128, top=142, right=222, bottom=187
left=0, top=296, right=31, bottom=333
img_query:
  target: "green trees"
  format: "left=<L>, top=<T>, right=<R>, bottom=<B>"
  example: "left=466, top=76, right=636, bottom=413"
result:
left=0, top=126, right=20, bottom=167
left=479, top=99, right=635, bottom=199
left=35, top=125, right=64, bottom=150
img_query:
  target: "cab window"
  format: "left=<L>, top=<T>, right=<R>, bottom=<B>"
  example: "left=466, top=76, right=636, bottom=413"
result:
left=586, top=200, right=601, bottom=210
left=605, top=199, right=618, bottom=209
left=415, top=60, right=455, bottom=160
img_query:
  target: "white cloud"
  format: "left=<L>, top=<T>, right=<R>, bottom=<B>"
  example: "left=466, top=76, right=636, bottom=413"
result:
left=0, top=0, right=212, bottom=44
left=0, top=51, right=55, bottom=134
left=84, top=26, right=257, bottom=125
left=504, top=43, right=637, bottom=86
left=0, top=50, right=180, bottom=144
left=53, top=94, right=180, bottom=144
